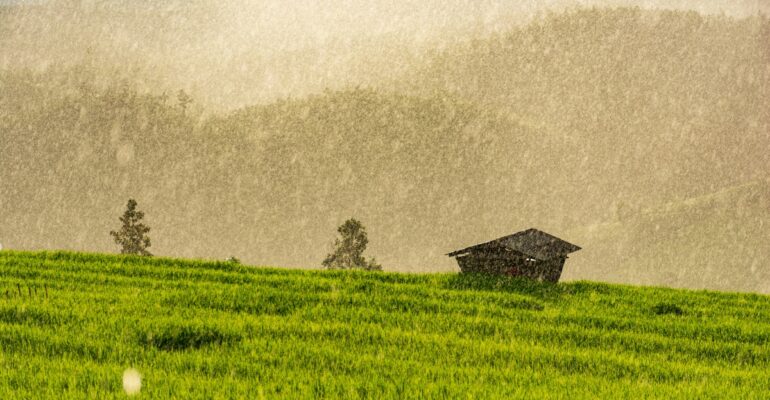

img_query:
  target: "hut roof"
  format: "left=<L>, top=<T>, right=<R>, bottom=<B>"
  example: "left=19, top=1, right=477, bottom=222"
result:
left=447, top=228, right=581, bottom=261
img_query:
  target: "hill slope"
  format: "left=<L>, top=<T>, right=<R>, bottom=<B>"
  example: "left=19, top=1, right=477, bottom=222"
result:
left=0, top=7, right=767, bottom=291
left=404, top=8, right=769, bottom=214
left=564, top=179, right=770, bottom=293
left=1, top=251, right=769, bottom=398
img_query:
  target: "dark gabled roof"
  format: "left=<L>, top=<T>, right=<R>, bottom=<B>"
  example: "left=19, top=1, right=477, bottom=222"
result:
left=447, top=228, right=581, bottom=261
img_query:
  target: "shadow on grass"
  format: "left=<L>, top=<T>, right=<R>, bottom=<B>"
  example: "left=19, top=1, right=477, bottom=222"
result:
left=0, top=306, right=68, bottom=326
left=443, top=273, right=566, bottom=301
left=652, top=302, right=685, bottom=316
left=137, top=323, right=242, bottom=351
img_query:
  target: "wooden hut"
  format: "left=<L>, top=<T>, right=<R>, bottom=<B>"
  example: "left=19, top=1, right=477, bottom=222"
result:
left=447, top=228, right=581, bottom=283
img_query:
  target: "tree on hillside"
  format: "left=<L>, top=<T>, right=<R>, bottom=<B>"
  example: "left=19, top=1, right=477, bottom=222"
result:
left=322, top=218, right=382, bottom=271
left=177, top=89, right=193, bottom=113
left=110, top=199, right=152, bottom=256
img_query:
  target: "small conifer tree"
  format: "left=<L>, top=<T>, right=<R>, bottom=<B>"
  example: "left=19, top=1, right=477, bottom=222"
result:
left=110, top=199, right=152, bottom=256
left=322, top=218, right=382, bottom=271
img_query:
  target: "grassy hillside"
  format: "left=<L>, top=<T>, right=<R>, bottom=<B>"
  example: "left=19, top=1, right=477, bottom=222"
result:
left=1, top=251, right=769, bottom=398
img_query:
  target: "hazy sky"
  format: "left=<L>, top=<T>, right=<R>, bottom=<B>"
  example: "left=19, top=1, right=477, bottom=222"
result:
left=4, top=0, right=765, bottom=108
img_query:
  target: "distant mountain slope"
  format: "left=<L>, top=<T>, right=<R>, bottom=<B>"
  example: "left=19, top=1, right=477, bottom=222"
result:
left=402, top=8, right=769, bottom=220
left=565, top=179, right=770, bottom=293
left=1, top=7, right=767, bottom=292
left=202, top=88, right=542, bottom=268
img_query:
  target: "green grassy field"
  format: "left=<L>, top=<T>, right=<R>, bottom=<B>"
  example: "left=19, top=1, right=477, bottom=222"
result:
left=1, top=250, right=769, bottom=399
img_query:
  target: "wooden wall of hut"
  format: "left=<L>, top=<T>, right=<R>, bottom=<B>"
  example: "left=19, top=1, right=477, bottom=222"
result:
left=455, top=253, right=567, bottom=283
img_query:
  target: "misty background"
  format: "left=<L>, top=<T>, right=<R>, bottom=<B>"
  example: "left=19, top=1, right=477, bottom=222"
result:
left=0, top=1, right=768, bottom=292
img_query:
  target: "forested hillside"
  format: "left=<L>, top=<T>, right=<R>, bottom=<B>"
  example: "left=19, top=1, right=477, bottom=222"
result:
left=404, top=8, right=769, bottom=218
left=0, top=74, right=535, bottom=268
left=1, top=7, right=767, bottom=291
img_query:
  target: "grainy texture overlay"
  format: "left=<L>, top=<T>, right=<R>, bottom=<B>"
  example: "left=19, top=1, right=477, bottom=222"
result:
left=0, top=1, right=767, bottom=292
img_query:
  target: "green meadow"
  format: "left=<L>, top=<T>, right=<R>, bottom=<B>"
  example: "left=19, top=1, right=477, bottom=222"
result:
left=1, top=250, right=769, bottom=399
